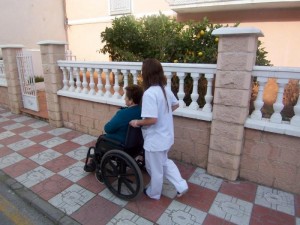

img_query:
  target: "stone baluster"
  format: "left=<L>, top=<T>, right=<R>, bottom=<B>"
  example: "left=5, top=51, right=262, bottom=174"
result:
left=74, top=67, right=82, bottom=93
left=81, top=67, right=88, bottom=94
left=112, top=69, right=121, bottom=98
left=61, top=67, right=68, bottom=90
left=122, top=69, right=129, bottom=99
left=104, top=69, right=112, bottom=97
left=165, top=71, right=172, bottom=89
left=202, top=73, right=214, bottom=112
left=270, top=78, right=289, bottom=123
left=96, top=68, right=103, bottom=96
left=68, top=67, right=75, bottom=92
left=290, top=80, right=300, bottom=127
left=132, top=70, right=138, bottom=84
left=88, top=68, right=96, bottom=95
left=250, top=77, right=268, bottom=120
left=177, top=72, right=186, bottom=108
left=189, top=72, right=200, bottom=110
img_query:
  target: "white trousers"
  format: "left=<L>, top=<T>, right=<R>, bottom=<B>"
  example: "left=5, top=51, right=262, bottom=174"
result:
left=144, top=150, right=188, bottom=200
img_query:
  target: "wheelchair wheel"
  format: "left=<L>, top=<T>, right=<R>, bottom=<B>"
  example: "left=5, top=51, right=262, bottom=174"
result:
left=100, top=149, right=143, bottom=201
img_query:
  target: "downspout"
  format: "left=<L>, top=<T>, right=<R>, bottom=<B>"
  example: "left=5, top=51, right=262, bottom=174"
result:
left=63, top=0, right=69, bottom=50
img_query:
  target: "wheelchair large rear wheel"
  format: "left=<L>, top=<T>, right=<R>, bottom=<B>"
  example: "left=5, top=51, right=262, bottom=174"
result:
left=100, top=149, right=143, bottom=201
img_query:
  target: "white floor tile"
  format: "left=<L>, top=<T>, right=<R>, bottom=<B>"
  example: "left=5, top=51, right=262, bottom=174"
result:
left=157, top=200, right=207, bottom=225
left=15, top=166, right=54, bottom=188
left=255, top=185, right=295, bottom=216
left=188, top=167, right=223, bottom=191
left=108, top=208, right=153, bottom=225
left=0, top=152, right=25, bottom=169
left=8, top=139, right=36, bottom=151
left=49, top=184, right=95, bottom=215
left=209, top=193, right=253, bottom=225
left=58, top=161, right=88, bottom=182
left=30, top=149, right=62, bottom=165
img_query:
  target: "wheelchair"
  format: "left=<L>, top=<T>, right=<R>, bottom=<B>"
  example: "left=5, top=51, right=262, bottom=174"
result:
left=84, top=126, right=145, bottom=201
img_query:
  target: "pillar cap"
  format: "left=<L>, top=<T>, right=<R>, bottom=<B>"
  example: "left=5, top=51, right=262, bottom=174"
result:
left=0, top=44, right=24, bottom=49
left=37, top=40, right=67, bottom=45
left=212, top=27, right=264, bottom=37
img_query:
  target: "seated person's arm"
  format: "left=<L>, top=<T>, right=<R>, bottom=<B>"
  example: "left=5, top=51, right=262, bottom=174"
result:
left=104, top=110, right=123, bottom=134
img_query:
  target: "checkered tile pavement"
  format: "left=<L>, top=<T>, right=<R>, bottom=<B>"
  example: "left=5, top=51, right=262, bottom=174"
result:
left=0, top=105, right=299, bottom=225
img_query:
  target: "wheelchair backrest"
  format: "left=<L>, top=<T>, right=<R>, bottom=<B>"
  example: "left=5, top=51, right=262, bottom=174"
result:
left=124, top=126, right=144, bottom=150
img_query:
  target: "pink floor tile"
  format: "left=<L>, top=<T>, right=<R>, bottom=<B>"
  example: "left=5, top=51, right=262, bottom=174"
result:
left=77, top=173, right=106, bottom=194
left=38, top=126, right=56, bottom=132
left=177, top=182, right=217, bottom=212
left=71, top=195, right=121, bottom=225
left=29, top=133, right=55, bottom=143
left=203, top=214, right=236, bottom=225
left=18, top=144, right=48, bottom=157
left=175, top=160, right=197, bottom=181
left=52, top=141, right=81, bottom=154
left=250, top=205, right=295, bottom=225
left=31, top=174, right=73, bottom=201
left=220, top=180, right=257, bottom=202
left=22, top=118, right=38, bottom=126
left=126, top=194, right=172, bottom=222
left=1, top=135, right=24, bottom=146
left=3, top=159, right=39, bottom=178
left=59, top=130, right=83, bottom=140
left=0, top=146, right=14, bottom=158
left=43, top=155, right=77, bottom=173
left=12, top=126, right=34, bottom=134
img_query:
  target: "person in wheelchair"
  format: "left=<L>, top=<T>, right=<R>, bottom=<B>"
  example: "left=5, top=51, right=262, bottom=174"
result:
left=84, top=84, right=143, bottom=173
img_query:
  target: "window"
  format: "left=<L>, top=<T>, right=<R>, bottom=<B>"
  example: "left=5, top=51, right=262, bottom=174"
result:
left=110, top=0, right=132, bottom=16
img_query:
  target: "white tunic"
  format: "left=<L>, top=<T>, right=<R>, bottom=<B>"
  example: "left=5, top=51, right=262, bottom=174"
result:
left=141, top=85, right=178, bottom=152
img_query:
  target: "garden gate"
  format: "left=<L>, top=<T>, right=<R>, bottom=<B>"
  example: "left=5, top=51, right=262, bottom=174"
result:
left=16, top=50, right=39, bottom=111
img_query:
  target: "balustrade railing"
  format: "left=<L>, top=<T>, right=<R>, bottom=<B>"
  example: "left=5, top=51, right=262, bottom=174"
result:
left=246, top=66, right=300, bottom=137
left=57, top=60, right=217, bottom=121
left=0, top=60, right=7, bottom=87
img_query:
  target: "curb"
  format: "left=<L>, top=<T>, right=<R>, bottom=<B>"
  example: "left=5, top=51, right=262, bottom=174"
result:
left=0, top=170, right=81, bottom=225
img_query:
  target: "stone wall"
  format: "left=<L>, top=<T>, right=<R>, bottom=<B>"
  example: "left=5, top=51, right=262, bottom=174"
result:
left=0, top=86, right=9, bottom=106
left=59, top=96, right=119, bottom=137
left=241, top=128, right=300, bottom=194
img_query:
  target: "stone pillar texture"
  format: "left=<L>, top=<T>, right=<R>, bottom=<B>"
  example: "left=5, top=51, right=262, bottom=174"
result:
left=0, top=45, right=24, bottom=114
left=38, top=41, right=67, bottom=127
left=207, top=28, right=263, bottom=180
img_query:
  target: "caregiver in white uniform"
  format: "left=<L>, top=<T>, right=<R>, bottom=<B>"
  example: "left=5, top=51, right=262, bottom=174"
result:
left=130, top=58, right=188, bottom=200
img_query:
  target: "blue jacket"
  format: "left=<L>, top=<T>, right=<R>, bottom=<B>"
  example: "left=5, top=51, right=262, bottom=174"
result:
left=104, top=105, right=141, bottom=144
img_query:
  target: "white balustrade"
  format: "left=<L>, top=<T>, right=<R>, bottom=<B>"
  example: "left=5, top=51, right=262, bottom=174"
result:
left=246, top=66, right=300, bottom=137
left=57, top=60, right=217, bottom=120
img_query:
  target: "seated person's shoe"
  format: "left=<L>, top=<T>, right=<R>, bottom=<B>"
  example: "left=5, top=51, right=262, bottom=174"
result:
left=84, top=159, right=96, bottom=172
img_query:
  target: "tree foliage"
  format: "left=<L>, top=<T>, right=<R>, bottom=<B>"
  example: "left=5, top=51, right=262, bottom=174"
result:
left=100, top=14, right=271, bottom=66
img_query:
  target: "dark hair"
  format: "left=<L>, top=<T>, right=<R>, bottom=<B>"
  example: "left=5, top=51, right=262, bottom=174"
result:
left=142, top=58, right=168, bottom=110
left=125, top=84, right=143, bottom=105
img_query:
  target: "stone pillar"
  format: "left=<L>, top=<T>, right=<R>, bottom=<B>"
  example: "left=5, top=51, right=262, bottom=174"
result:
left=0, top=45, right=24, bottom=114
left=37, top=41, right=67, bottom=127
left=207, top=27, right=263, bottom=180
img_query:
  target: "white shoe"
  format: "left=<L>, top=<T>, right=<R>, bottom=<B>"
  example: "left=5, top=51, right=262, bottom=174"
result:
left=177, top=188, right=188, bottom=197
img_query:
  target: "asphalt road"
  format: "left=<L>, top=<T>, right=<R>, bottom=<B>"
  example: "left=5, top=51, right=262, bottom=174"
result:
left=0, top=181, right=55, bottom=225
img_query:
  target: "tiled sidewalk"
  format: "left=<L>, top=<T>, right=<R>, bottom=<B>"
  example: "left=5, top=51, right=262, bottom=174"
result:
left=0, top=105, right=299, bottom=225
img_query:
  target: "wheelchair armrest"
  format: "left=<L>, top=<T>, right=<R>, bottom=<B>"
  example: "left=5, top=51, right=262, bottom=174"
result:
left=100, top=136, right=124, bottom=147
